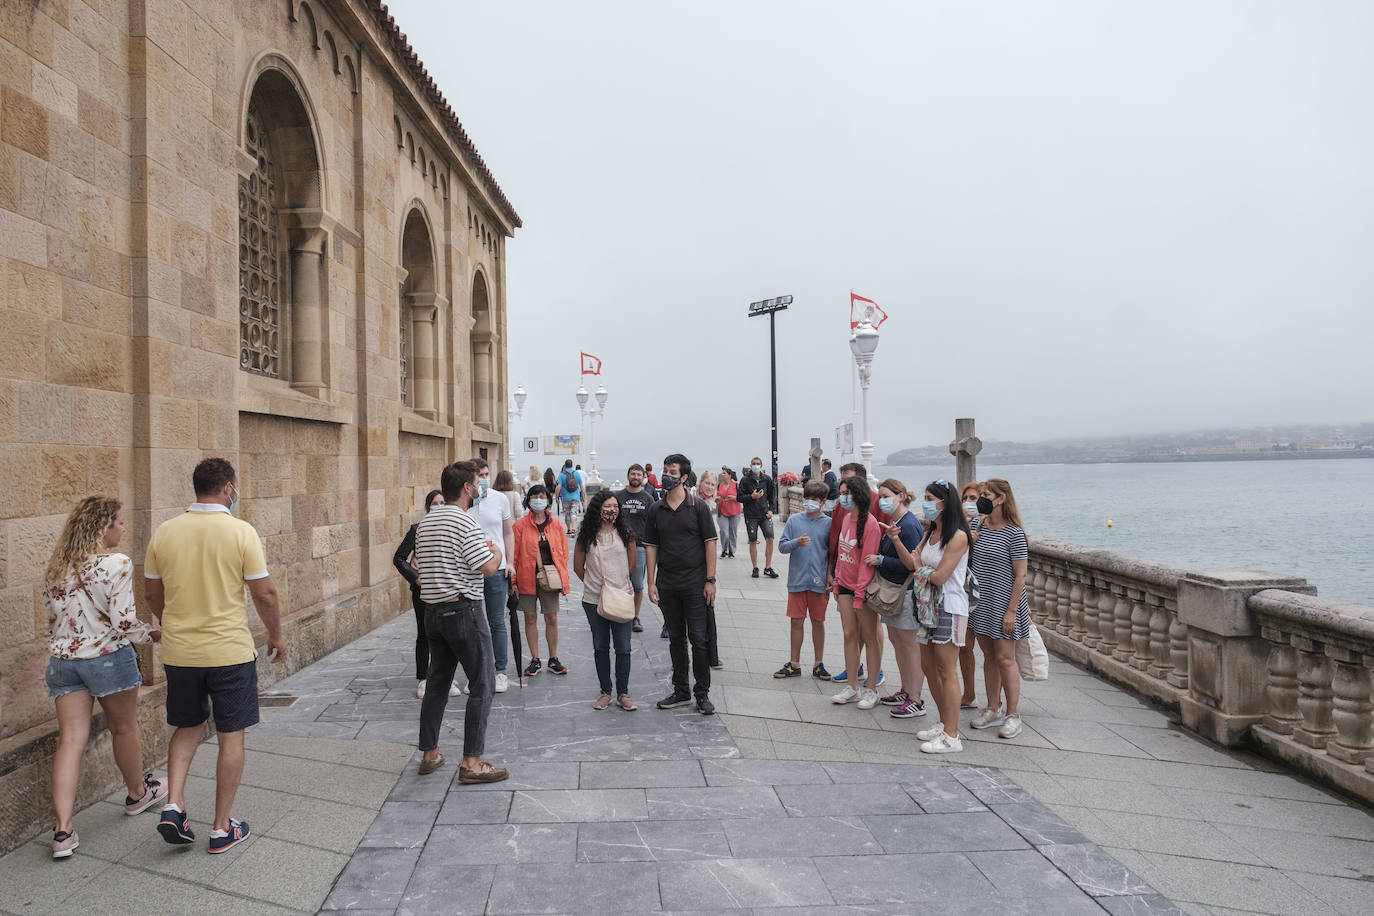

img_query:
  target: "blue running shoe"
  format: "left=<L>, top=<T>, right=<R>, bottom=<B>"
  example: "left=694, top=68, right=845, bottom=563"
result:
left=157, top=806, right=194, bottom=845
left=207, top=818, right=250, bottom=854
left=876, top=669, right=886, bottom=687
left=833, top=664, right=865, bottom=684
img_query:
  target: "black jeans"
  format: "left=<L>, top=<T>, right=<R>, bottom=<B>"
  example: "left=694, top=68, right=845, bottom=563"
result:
left=658, top=587, right=712, bottom=698
left=418, top=597, right=494, bottom=757
left=412, top=594, right=429, bottom=681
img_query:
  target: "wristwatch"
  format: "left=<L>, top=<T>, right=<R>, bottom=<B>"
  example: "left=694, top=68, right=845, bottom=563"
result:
left=705, top=576, right=717, bottom=584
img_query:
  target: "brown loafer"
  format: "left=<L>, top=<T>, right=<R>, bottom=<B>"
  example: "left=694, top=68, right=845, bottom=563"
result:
left=458, top=761, right=509, bottom=784
left=418, top=753, right=445, bottom=775
left=593, top=694, right=611, bottom=710
left=617, top=695, right=638, bottom=711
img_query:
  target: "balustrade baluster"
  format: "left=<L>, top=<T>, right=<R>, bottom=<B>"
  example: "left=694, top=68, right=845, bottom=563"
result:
left=1055, top=566, right=1071, bottom=634
left=1326, top=649, right=1374, bottom=764
left=1112, top=586, right=1134, bottom=663
left=1166, top=600, right=1188, bottom=689
left=1082, top=576, right=1101, bottom=649
left=1148, top=595, right=1173, bottom=680
left=1029, top=563, right=1046, bottom=623
left=1261, top=626, right=1301, bottom=734
left=1293, top=636, right=1337, bottom=749
left=1130, top=588, right=1153, bottom=671
left=1096, top=580, right=1117, bottom=656
left=1043, top=570, right=1061, bottom=632
left=1068, top=573, right=1087, bottom=642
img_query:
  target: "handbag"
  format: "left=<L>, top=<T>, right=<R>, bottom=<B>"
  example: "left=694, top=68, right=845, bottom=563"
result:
left=536, top=563, right=561, bottom=592
left=865, top=571, right=913, bottom=619
left=597, top=585, right=635, bottom=623
left=1016, top=623, right=1050, bottom=681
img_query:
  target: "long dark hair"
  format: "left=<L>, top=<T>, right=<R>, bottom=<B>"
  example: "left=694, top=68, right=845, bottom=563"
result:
left=925, top=479, right=970, bottom=550
left=576, top=491, right=634, bottom=553
left=523, top=484, right=550, bottom=512
left=543, top=467, right=557, bottom=493
left=839, top=475, right=872, bottom=548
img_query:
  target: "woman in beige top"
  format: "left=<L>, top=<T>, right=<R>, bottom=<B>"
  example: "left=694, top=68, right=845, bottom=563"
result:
left=573, top=491, right=637, bottom=710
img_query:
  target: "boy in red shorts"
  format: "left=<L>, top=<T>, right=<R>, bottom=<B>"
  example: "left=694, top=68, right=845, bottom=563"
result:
left=774, top=482, right=834, bottom=679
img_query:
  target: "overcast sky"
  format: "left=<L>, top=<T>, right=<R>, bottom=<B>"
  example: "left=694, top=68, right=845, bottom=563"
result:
left=391, top=0, right=1374, bottom=475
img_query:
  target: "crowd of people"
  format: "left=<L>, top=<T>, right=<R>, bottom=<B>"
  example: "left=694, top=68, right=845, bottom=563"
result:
left=37, top=451, right=1031, bottom=862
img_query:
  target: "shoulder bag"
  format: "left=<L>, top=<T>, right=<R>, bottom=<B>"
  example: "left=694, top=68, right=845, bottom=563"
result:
left=534, top=521, right=561, bottom=592
left=865, top=570, right=914, bottom=619
left=594, top=539, right=635, bottom=622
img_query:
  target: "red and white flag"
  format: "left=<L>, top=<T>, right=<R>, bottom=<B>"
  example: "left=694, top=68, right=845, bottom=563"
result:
left=580, top=351, right=602, bottom=375
left=849, top=292, right=888, bottom=329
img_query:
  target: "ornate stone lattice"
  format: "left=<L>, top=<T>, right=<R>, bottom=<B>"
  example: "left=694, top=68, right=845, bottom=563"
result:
left=239, top=107, right=281, bottom=377
left=398, top=287, right=410, bottom=406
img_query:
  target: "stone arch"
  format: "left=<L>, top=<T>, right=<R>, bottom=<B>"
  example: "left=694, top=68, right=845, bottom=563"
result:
left=400, top=204, right=441, bottom=417
left=343, top=54, right=357, bottom=94
left=393, top=115, right=403, bottom=148
left=470, top=268, right=493, bottom=428
left=299, top=1, right=319, bottom=50
left=406, top=132, right=415, bottom=164
left=323, top=30, right=339, bottom=74
left=418, top=148, right=426, bottom=177
left=238, top=58, right=331, bottom=397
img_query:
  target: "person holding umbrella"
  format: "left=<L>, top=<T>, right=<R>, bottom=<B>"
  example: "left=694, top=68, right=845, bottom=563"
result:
left=511, top=484, right=571, bottom=678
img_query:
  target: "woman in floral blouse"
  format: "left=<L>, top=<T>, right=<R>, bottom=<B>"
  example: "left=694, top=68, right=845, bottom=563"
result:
left=43, top=496, right=165, bottom=859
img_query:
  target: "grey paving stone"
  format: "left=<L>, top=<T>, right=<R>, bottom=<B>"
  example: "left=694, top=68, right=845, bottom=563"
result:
left=579, top=759, right=706, bottom=789
left=950, top=766, right=1034, bottom=804
left=0, top=842, right=112, bottom=913
left=813, top=850, right=993, bottom=904
left=646, top=786, right=785, bottom=820
left=435, top=789, right=515, bottom=824
left=864, top=811, right=1030, bottom=854
left=358, top=800, right=441, bottom=849
left=1212, top=821, right=1374, bottom=879
left=386, top=764, right=457, bottom=802
left=900, top=768, right=987, bottom=813
left=447, top=761, right=581, bottom=791
left=821, top=761, right=945, bottom=784
left=397, top=864, right=496, bottom=915
left=723, top=815, right=881, bottom=858
left=774, top=781, right=920, bottom=817
left=990, top=799, right=1091, bottom=846
left=700, top=758, right=831, bottom=786
left=208, top=834, right=349, bottom=910
left=967, top=848, right=1082, bottom=897
left=55, top=865, right=299, bottom=916
left=509, top=788, right=648, bottom=823
left=1099, top=894, right=1190, bottom=915
left=577, top=819, right=731, bottom=862
left=330, top=845, right=423, bottom=895
left=1042, top=842, right=1155, bottom=897
left=420, top=823, right=578, bottom=864
left=486, top=862, right=662, bottom=914
left=658, top=857, right=834, bottom=908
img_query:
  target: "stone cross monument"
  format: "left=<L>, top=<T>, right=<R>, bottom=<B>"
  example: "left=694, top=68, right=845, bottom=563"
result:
left=808, top=437, right=823, bottom=483
left=949, top=418, right=982, bottom=492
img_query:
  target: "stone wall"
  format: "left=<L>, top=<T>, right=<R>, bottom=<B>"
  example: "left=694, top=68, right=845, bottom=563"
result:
left=0, top=0, right=520, bottom=853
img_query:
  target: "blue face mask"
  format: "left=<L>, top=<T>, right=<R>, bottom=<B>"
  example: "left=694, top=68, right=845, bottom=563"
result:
left=802, top=499, right=821, bottom=514
left=838, top=494, right=854, bottom=510
left=529, top=498, right=548, bottom=512
left=478, top=478, right=490, bottom=496
left=878, top=497, right=897, bottom=515
left=228, top=483, right=239, bottom=516
left=922, top=500, right=939, bottom=521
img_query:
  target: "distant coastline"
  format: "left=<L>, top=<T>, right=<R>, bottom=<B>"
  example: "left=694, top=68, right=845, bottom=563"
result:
left=884, top=449, right=1374, bottom=467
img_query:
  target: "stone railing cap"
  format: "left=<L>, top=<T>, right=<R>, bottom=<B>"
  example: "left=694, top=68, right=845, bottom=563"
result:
left=1029, top=537, right=1191, bottom=592
left=1251, top=588, right=1374, bottom=645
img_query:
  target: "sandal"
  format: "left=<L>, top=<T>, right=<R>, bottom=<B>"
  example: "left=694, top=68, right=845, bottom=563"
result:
left=617, top=695, right=637, bottom=711
left=593, top=694, right=611, bottom=710
left=458, top=761, right=510, bottom=784
left=418, top=753, right=445, bottom=775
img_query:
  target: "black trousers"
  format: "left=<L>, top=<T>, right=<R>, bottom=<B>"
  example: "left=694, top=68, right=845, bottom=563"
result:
left=418, top=598, right=494, bottom=757
left=411, top=594, right=429, bottom=681
left=659, top=587, right=712, bottom=698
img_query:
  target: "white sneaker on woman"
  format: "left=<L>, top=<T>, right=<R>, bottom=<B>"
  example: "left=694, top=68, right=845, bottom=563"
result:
left=971, top=706, right=1005, bottom=729
left=857, top=688, right=880, bottom=710
left=920, top=732, right=964, bottom=754
left=495, top=673, right=509, bottom=693
left=916, top=724, right=945, bottom=742
left=998, top=714, right=1023, bottom=739
left=448, top=681, right=461, bottom=697
left=831, top=686, right=859, bottom=705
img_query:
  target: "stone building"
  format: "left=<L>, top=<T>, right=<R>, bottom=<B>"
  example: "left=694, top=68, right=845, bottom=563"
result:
left=0, top=0, right=519, bottom=850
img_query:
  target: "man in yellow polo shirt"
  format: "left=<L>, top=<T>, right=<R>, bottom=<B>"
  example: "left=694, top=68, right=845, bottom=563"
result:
left=144, top=457, right=283, bottom=854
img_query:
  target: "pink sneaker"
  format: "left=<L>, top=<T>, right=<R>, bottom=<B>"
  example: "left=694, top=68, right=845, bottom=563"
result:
left=879, top=689, right=910, bottom=707
left=124, top=773, right=167, bottom=815
left=52, top=829, right=78, bottom=859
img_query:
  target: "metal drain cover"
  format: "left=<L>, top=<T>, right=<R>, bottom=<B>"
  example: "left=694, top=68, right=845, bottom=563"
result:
left=259, top=694, right=300, bottom=707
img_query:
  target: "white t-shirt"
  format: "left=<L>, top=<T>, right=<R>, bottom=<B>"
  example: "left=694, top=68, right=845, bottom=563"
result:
left=920, top=536, right=970, bottom=617
left=467, top=491, right=512, bottom=571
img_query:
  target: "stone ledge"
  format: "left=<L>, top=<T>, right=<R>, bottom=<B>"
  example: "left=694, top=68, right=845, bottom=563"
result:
left=398, top=411, right=453, bottom=440
left=1251, top=725, right=1374, bottom=806
left=1036, top=624, right=1185, bottom=712
left=238, top=374, right=349, bottom=425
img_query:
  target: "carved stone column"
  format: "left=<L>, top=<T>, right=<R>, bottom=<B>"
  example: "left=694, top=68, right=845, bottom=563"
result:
left=407, top=292, right=441, bottom=419
left=288, top=224, right=328, bottom=397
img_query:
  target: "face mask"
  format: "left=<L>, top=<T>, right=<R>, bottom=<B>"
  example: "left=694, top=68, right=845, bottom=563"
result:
left=601, top=509, right=619, bottom=523
left=963, top=501, right=978, bottom=516
left=922, top=501, right=940, bottom=521
left=661, top=474, right=681, bottom=491
left=838, top=494, right=854, bottom=510
left=976, top=496, right=995, bottom=515
left=529, top=498, right=548, bottom=512
left=802, top=499, right=821, bottom=514
left=478, top=478, right=490, bottom=496
left=878, top=497, right=897, bottom=515
left=752, top=465, right=763, bottom=475
left=227, top=484, right=239, bottom=515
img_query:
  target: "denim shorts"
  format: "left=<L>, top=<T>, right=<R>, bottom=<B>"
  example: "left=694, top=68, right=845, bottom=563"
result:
left=46, top=643, right=142, bottom=699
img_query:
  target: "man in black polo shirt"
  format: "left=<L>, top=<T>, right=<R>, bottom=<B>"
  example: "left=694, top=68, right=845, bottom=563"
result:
left=643, top=453, right=718, bottom=715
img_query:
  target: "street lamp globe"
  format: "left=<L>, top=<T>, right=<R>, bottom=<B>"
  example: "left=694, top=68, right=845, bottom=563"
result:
left=575, top=384, right=589, bottom=411
left=594, top=385, right=608, bottom=410
left=849, top=320, right=879, bottom=361
left=513, top=385, right=527, bottom=414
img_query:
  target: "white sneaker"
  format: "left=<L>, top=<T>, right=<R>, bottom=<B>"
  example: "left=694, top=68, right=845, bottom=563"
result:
left=920, top=732, right=964, bottom=754
left=448, top=682, right=461, bottom=697
left=831, top=686, right=859, bottom=705
left=916, top=724, right=945, bottom=742
left=857, top=688, right=880, bottom=710
left=998, top=714, right=1023, bottom=739
left=495, top=673, right=509, bottom=693
left=416, top=680, right=426, bottom=699
left=971, top=706, right=1005, bottom=729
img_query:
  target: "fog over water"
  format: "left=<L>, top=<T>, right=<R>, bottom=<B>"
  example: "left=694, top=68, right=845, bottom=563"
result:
left=392, top=1, right=1373, bottom=471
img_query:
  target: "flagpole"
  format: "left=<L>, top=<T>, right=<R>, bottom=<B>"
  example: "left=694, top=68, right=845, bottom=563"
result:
left=849, top=290, right=857, bottom=462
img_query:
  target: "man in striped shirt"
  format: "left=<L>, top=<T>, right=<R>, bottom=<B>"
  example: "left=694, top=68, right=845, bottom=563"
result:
left=416, top=461, right=509, bottom=783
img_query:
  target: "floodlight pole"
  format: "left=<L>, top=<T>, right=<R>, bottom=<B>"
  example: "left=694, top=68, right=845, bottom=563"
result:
left=748, top=295, right=793, bottom=513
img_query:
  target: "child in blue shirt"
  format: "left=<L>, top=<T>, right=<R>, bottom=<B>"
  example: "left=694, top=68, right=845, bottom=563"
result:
left=775, top=482, right=834, bottom=679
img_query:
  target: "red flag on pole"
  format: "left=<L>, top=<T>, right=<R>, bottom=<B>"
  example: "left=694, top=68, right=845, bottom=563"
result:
left=580, top=352, right=602, bottom=375
left=849, top=292, right=888, bottom=329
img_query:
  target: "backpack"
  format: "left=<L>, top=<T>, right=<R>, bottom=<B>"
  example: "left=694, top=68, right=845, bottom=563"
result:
left=562, top=471, right=579, bottom=494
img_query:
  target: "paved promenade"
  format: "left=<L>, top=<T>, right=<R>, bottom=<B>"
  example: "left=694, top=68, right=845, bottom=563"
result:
left=2, top=540, right=1370, bottom=914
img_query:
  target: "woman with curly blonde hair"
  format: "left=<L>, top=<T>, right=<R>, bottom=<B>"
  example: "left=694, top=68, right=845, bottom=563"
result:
left=43, top=496, right=164, bottom=859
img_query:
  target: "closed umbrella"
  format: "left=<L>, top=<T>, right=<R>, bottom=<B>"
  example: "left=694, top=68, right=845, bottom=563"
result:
left=506, top=586, right=524, bottom=687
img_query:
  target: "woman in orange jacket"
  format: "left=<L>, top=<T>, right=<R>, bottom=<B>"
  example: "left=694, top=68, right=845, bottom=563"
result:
left=512, top=484, right=571, bottom=677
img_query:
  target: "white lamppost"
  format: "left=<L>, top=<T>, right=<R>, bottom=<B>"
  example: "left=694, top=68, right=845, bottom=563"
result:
left=849, top=321, right=879, bottom=478
left=578, top=384, right=608, bottom=485
left=508, top=385, right=526, bottom=473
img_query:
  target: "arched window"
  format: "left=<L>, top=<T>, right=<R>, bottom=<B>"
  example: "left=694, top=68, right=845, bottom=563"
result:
left=401, top=208, right=441, bottom=418
left=471, top=270, right=493, bottom=429
left=240, top=105, right=281, bottom=378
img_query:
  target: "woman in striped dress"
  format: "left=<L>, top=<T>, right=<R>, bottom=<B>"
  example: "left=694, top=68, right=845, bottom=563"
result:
left=967, top=478, right=1030, bottom=740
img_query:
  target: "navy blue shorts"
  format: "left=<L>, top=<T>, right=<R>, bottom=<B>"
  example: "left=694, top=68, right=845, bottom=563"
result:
left=164, top=661, right=260, bottom=732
